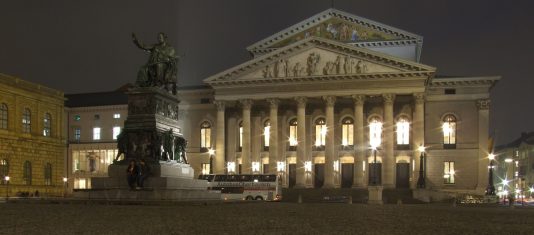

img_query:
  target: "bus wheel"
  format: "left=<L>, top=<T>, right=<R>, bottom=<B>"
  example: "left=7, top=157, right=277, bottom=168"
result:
left=246, top=196, right=254, bottom=200
left=255, top=196, right=264, bottom=201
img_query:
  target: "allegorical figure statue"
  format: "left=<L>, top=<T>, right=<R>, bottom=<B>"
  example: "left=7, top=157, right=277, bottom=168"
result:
left=132, top=32, right=179, bottom=94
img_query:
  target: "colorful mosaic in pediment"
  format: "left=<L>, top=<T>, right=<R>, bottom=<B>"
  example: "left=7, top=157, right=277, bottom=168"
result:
left=271, top=17, right=400, bottom=48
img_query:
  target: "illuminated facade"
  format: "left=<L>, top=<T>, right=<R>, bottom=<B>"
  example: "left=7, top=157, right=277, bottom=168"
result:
left=0, top=73, right=65, bottom=196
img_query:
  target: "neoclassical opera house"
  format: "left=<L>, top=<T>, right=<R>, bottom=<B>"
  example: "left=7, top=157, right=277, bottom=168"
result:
left=171, top=9, right=498, bottom=192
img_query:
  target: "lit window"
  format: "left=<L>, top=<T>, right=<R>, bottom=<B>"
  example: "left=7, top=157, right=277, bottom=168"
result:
left=74, top=115, right=81, bottom=121
left=201, top=163, right=210, bottom=175
left=442, top=115, right=456, bottom=147
left=22, top=108, right=31, bottom=133
left=74, top=128, right=81, bottom=141
left=44, top=163, right=52, bottom=186
left=396, top=117, right=410, bottom=145
left=93, top=127, right=101, bottom=140
left=113, top=113, right=121, bottom=119
left=113, top=126, right=121, bottom=140
left=23, top=161, right=32, bottom=185
left=0, top=159, right=8, bottom=185
left=444, top=161, right=455, bottom=184
left=341, top=117, right=354, bottom=146
left=0, top=103, right=7, bottom=129
left=200, top=121, right=211, bottom=149
left=315, top=118, right=326, bottom=147
left=263, top=120, right=270, bottom=149
left=369, top=117, right=382, bottom=147
left=43, top=113, right=51, bottom=137
left=289, top=119, right=298, bottom=146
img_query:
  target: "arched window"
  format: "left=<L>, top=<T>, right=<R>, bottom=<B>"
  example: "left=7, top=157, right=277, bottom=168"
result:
left=288, top=118, right=298, bottom=149
left=23, top=161, right=32, bottom=185
left=200, top=121, right=211, bottom=152
left=263, top=120, right=270, bottom=151
left=369, top=117, right=382, bottom=148
left=22, top=108, right=31, bottom=133
left=43, top=113, right=51, bottom=137
left=0, top=103, right=7, bottom=129
left=238, top=121, right=243, bottom=151
left=44, top=163, right=52, bottom=186
left=0, top=159, right=8, bottom=185
left=442, top=114, right=457, bottom=148
left=396, top=117, right=410, bottom=146
left=314, top=118, right=326, bottom=149
left=341, top=117, right=354, bottom=147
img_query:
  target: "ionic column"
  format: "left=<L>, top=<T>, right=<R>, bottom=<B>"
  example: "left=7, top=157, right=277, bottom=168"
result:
left=214, top=100, right=226, bottom=174
left=383, top=94, right=395, bottom=188
left=240, top=99, right=253, bottom=174
left=412, top=93, right=425, bottom=188
left=295, top=97, right=307, bottom=188
left=267, top=98, right=280, bottom=174
left=323, top=96, right=337, bottom=188
left=352, top=95, right=366, bottom=188
left=476, top=99, right=490, bottom=193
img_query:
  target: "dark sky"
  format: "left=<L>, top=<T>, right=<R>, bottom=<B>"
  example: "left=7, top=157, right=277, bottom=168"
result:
left=1, top=0, right=533, bottom=145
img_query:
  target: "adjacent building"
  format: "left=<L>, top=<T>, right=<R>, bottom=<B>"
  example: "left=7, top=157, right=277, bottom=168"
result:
left=0, top=73, right=65, bottom=196
left=495, top=132, right=534, bottom=198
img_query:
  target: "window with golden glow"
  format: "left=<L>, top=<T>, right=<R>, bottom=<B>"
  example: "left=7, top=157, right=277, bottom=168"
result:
left=0, top=159, right=8, bottom=185
left=22, top=108, right=31, bottom=133
left=23, top=161, right=32, bottom=185
left=444, top=161, right=455, bottom=184
left=289, top=118, right=298, bottom=147
left=201, top=163, right=210, bottom=175
left=44, top=163, right=52, bottom=186
left=0, top=103, right=7, bottom=129
left=315, top=118, right=326, bottom=147
left=200, top=121, right=211, bottom=150
left=369, top=117, right=382, bottom=147
left=43, top=113, right=51, bottom=137
left=396, top=117, right=410, bottom=145
left=442, top=115, right=456, bottom=148
left=341, top=117, right=354, bottom=146
left=263, top=120, right=270, bottom=150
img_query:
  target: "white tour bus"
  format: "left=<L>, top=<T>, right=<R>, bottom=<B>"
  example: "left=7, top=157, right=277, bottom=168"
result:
left=198, top=174, right=282, bottom=201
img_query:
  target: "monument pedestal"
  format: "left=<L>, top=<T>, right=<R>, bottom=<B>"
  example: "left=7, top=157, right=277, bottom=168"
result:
left=367, top=185, right=384, bottom=205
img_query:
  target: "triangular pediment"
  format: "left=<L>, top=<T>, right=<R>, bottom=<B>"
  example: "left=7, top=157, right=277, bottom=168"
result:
left=246, top=8, right=422, bottom=55
left=204, top=37, right=435, bottom=86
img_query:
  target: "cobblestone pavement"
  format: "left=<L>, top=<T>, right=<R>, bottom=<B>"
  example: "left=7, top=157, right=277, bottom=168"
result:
left=1, top=201, right=533, bottom=235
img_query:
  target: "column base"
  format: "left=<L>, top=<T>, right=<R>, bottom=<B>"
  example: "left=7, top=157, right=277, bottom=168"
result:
left=368, top=185, right=384, bottom=205
left=322, top=183, right=337, bottom=189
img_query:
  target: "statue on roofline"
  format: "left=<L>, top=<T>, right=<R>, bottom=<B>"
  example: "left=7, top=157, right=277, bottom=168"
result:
left=132, top=32, right=179, bottom=94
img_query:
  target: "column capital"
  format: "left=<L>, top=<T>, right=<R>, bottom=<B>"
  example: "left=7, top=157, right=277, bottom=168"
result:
left=413, top=93, right=425, bottom=104
left=382, top=94, right=396, bottom=105
left=239, top=99, right=253, bottom=109
left=294, top=97, right=307, bottom=108
left=476, top=99, right=491, bottom=110
left=266, top=98, right=280, bottom=108
left=213, top=100, right=226, bottom=111
left=351, top=95, right=366, bottom=105
left=322, top=96, right=337, bottom=106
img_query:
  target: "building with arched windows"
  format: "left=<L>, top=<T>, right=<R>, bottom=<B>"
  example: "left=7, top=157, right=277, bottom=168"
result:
left=0, top=73, right=65, bottom=196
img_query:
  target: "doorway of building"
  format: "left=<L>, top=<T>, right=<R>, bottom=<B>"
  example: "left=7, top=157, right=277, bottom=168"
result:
left=314, top=164, right=324, bottom=188
left=368, top=163, right=382, bottom=185
left=288, top=164, right=296, bottom=188
left=396, top=163, right=410, bottom=188
left=341, top=163, right=354, bottom=188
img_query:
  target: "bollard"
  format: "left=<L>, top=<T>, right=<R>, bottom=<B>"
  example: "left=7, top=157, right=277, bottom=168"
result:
left=298, top=194, right=302, bottom=204
left=348, top=196, right=353, bottom=204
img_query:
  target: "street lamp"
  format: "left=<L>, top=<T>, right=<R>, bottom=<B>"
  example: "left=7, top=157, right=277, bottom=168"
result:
left=4, top=176, right=9, bottom=200
left=370, top=145, right=378, bottom=186
left=416, top=145, right=426, bottom=188
left=62, top=177, right=68, bottom=198
left=485, top=153, right=496, bottom=195
left=208, top=148, right=215, bottom=174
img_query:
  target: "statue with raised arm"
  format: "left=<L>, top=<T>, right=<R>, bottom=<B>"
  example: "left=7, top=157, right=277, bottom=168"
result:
left=132, top=32, right=179, bottom=94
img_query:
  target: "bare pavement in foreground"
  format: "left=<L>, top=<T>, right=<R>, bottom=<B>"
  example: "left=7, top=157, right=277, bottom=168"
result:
left=1, top=199, right=534, bottom=235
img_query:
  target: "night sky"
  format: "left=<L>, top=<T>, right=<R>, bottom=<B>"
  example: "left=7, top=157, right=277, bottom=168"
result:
left=1, top=0, right=533, bottom=145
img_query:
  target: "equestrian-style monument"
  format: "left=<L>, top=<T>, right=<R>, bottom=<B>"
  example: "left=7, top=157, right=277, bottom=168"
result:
left=74, top=33, right=218, bottom=200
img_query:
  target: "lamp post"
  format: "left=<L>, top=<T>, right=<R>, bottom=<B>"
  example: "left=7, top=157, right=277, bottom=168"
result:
left=416, top=145, right=426, bottom=188
left=485, top=153, right=496, bottom=196
left=208, top=149, right=215, bottom=174
left=370, top=145, right=378, bottom=186
left=4, top=176, right=9, bottom=200
left=62, top=177, right=67, bottom=198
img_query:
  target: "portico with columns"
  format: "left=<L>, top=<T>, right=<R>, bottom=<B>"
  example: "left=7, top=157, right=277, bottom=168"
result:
left=181, top=9, right=499, bottom=193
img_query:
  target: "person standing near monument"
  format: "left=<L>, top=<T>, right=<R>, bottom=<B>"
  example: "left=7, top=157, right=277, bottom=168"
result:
left=126, top=160, right=139, bottom=190
left=137, top=159, right=151, bottom=189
